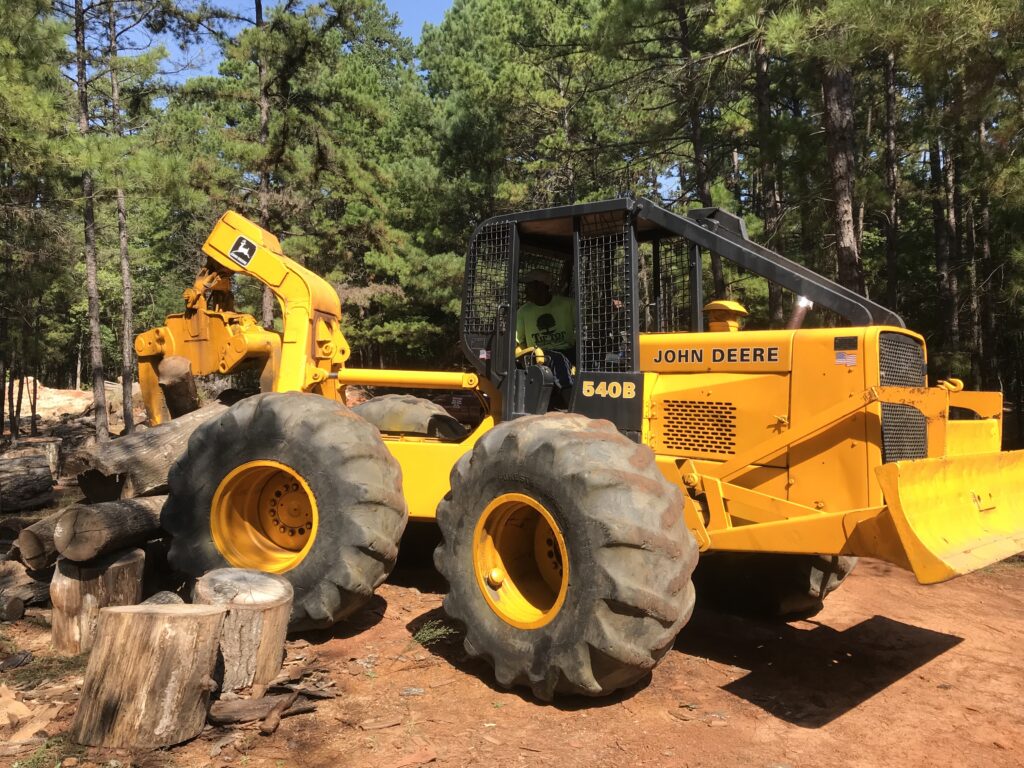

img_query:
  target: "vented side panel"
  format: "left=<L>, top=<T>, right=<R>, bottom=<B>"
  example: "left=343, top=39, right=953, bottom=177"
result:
left=878, top=332, right=928, bottom=462
left=462, top=222, right=513, bottom=370
left=879, top=332, right=926, bottom=387
left=654, top=400, right=737, bottom=456
left=577, top=212, right=635, bottom=373
left=880, top=403, right=928, bottom=463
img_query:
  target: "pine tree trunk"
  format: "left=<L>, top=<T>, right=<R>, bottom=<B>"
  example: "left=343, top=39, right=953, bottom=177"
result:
left=755, top=35, right=784, bottom=327
left=821, top=67, right=864, bottom=295
left=978, top=123, right=999, bottom=390
left=929, top=137, right=957, bottom=360
left=255, top=0, right=275, bottom=329
left=677, top=2, right=725, bottom=298
left=884, top=52, right=900, bottom=310
left=76, top=0, right=108, bottom=441
left=108, top=3, right=134, bottom=434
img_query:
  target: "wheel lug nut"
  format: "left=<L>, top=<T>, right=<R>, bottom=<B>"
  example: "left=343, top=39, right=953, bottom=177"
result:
left=486, top=567, right=505, bottom=588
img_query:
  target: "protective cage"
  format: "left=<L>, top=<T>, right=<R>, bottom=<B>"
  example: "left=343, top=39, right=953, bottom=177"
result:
left=460, top=197, right=904, bottom=384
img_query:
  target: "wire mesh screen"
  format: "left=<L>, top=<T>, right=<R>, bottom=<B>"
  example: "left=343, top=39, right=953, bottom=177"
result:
left=518, top=245, right=572, bottom=304
left=577, top=212, right=635, bottom=372
left=462, top=221, right=513, bottom=368
left=645, top=237, right=691, bottom=333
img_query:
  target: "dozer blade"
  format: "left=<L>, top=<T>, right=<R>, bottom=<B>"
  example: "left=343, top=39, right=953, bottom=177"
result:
left=874, top=450, right=1024, bottom=584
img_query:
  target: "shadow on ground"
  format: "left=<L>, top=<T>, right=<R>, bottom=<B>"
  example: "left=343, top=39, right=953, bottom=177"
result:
left=675, top=606, right=963, bottom=727
left=405, top=606, right=652, bottom=710
left=295, top=594, right=389, bottom=644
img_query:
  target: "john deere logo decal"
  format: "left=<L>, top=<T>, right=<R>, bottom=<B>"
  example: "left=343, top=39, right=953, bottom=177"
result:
left=228, top=236, right=256, bottom=267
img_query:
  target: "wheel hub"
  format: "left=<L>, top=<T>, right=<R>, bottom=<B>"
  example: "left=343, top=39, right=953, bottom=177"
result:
left=211, top=460, right=319, bottom=573
left=473, top=492, right=569, bottom=630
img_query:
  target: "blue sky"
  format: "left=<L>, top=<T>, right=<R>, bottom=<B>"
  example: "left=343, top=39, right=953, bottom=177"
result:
left=388, top=0, right=451, bottom=42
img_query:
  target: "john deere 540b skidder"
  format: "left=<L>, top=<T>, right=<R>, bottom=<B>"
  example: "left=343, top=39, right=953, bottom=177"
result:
left=137, top=198, right=1024, bottom=700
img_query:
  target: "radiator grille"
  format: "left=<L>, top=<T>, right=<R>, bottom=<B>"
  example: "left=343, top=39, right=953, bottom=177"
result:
left=878, top=333, right=927, bottom=462
left=880, top=403, right=928, bottom=463
left=879, top=332, right=926, bottom=387
left=656, top=400, right=737, bottom=455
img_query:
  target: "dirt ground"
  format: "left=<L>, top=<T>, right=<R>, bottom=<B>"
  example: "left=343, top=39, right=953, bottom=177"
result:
left=2, top=545, right=1022, bottom=768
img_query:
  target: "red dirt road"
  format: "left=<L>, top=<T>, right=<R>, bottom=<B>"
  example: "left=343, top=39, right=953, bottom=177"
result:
left=3, top=555, right=1022, bottom=767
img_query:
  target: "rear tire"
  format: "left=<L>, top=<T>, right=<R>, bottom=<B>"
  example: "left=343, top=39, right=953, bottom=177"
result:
left=353, top=394, right=466, bottom=440
left=434, top=413, right=697, bottom=700
left=163, top=392, right=407, bottom=631
left=693, top=553, right=857, bottom=618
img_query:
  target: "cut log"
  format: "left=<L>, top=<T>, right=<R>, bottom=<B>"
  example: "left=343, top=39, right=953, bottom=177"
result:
left=193, top=568, right=293, bottom=693
left=141, top=590, right=184, bottom=605
left=50, top=549, right=146, bottom=655
left=76, top=400, right=229, bottom=502
left=53, top=496, right=166, bottom=563
left=0, top=451, right=53, bottom=513
left=16, top=512, right=62, bottom=570
left=0, top=560, right=53, bottom=605
left=158, top=356, right=200, bottom=419
left=5, top=437, right=62, bottom=478
left=70, top=603, right=226, bottom=748
left=1, top=594, right=25, bottom=621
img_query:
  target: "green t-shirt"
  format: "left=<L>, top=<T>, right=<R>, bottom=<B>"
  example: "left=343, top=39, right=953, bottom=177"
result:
left=516, top=294, right=576, bottom=351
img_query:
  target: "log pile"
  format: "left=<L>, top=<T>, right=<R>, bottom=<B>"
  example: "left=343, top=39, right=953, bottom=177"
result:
left=0, top=390, right=323, bottom=749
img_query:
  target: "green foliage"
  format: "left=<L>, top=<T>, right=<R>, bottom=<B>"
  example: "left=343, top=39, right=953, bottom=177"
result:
left=0, top=0, right=1023, bottom=410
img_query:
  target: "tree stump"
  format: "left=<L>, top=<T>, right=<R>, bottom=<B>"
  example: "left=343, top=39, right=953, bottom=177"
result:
left=70, top=603, right=226, bottom=748
left=16, top=512, right=62, bottom=570
left=53, top=496, right=166, bottom=562
left=50, top=548, right=145, bottom=655
left=193, top=568, right=293, bottom=692
left=0, top=451, right=53, bottom=512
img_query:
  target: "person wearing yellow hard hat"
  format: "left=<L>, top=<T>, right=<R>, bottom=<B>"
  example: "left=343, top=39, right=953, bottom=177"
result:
left=704, top=299, right=749, bottom=332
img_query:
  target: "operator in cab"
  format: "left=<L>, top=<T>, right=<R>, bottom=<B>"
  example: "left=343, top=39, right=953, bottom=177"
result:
left=516, top=268, right=576, bottom=389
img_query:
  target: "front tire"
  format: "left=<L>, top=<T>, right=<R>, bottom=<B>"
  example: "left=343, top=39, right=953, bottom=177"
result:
left=434, top=413, right=697, bottom=700
left=163, top=392, right=407, bottom=630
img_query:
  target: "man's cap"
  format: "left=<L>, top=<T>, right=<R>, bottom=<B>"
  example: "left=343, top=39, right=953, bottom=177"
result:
left=523, top=269, right=555, bottom=286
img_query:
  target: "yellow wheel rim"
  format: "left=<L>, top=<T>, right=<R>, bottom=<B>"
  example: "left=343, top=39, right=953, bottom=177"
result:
left=473, top=492, right=569, bottom=630
left=210, top=460, right=318, bottom=573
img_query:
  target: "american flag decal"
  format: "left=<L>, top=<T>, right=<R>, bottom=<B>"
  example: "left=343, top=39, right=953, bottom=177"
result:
left=835, top=351, right=858, bottom=367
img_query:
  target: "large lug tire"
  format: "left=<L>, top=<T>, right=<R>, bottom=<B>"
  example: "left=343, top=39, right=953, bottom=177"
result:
left=693, top=553, right=858, bottom=618
left=434, top=413, right=698, bottom=700
left=352, top=394, right=466, bottom=440
left=163, top=392, right=408, bottom=631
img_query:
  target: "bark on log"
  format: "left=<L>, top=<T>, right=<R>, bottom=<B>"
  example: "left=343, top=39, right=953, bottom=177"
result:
left=76, top=400, right=229, bottom=502
left=16, top=512, right=62, bottom=570
left=1, top=594, right=25, bottom=621
left=141, top=590, right=184, bottom=605
left=207, top=692, right=313, bottom=725
left=0, top=560, right=53, bottom=605
left=70, top=603, right=226, bottom=748
left=0, top=452, right=53, bottom=513
left=158, top=356, right=200, bottom=419
left=50, top=548, right=145, bottom=655
left=5, top=438, right=62, bottom=478
left=193, top=568, right=292, bottom=692
left=53, top=496, right=166, bottom=563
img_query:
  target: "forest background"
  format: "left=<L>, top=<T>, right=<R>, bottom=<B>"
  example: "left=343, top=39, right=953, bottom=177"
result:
left=1, top=0, right=1023, bottom=441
